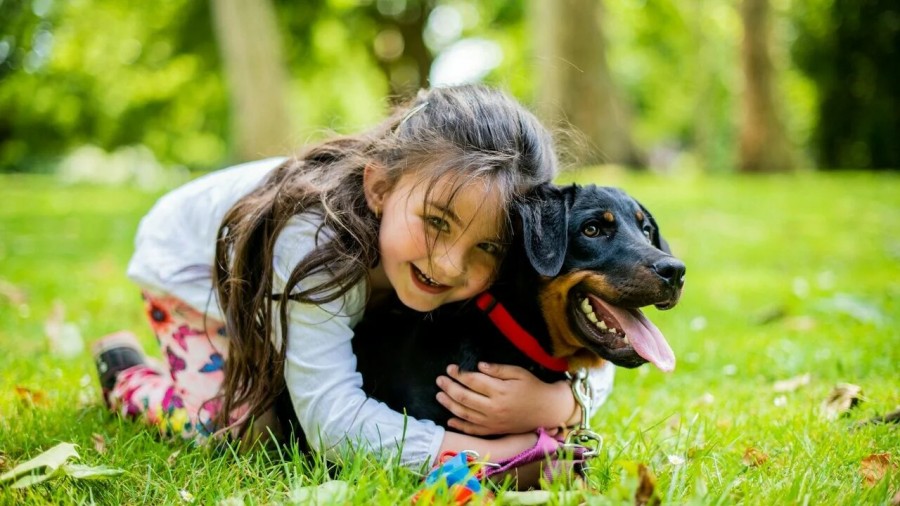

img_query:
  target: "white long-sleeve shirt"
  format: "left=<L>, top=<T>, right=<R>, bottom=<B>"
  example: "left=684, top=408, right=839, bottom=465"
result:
left=126, top=157, right=614, bottom=468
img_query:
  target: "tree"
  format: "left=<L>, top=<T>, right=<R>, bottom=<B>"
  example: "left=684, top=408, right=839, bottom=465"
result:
left=794, top=0, right=900, bottom=170
left=211, top=0, right=293, bottom=161
left=532, top=0, right=643, bottom=167
left=738, top=0, right=794, bottom=172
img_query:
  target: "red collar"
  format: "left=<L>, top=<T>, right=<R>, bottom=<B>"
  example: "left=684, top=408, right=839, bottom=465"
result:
left=475, top=292, right=569, bottom=373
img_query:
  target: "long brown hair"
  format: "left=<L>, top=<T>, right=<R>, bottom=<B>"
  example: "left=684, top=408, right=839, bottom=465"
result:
left=213, top=84, right=558, bottom=435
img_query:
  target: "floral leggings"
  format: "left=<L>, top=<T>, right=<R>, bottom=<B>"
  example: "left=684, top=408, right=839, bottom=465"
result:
left=108, top=291, right=241, bottom=440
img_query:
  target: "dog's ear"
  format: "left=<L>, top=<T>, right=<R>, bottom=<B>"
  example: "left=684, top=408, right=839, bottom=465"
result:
left=518, top=185, right=571, bottom=277
left=637, top=201, right=671, bottom=254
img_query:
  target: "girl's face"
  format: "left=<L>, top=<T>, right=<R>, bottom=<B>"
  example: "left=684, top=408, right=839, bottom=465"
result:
left=369, top=171, right=506, bottom=312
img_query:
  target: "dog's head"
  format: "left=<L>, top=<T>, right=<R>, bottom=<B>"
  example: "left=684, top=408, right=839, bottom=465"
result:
left=516, top=184, right=685, bottom=372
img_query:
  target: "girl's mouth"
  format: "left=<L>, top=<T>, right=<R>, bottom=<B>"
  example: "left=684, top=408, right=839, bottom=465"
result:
left=410, top=265, right=451, bottom=294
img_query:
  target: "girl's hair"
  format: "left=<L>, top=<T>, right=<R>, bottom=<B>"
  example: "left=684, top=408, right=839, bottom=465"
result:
left=213, top=84, right=558, bottom=434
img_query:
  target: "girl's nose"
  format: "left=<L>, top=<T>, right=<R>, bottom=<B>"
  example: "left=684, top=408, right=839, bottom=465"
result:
left=432, top=244, right=467, bottom=282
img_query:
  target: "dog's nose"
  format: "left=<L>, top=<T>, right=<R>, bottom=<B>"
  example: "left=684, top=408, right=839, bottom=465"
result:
left=652, top=258, right=686, bottom=289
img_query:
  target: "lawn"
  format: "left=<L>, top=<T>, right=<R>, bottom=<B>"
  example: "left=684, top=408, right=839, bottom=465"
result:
left=1, top=169, right=898, bottom=504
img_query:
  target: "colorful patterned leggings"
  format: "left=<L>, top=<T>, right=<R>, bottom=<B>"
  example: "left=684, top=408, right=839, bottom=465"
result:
left=107, top=290, right=240, bottom=440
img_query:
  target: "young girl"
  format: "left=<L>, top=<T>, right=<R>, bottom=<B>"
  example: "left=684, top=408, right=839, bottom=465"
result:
left=93, top=84, right=615, bottom=474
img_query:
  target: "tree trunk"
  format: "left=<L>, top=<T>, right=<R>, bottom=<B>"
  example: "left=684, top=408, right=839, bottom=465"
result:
left=739, top=0, right=793, bottom=172
left=533, top=0, right=642, bottom=167
left=210, top=0, right=293, bottom=161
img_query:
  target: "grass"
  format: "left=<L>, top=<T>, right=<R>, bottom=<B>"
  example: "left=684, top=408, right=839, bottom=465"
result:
left=1, top=169, right=898, bottom=504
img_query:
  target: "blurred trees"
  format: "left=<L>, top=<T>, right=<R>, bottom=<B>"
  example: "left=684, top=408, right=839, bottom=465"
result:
left=793, top=0, right=900, bottom=170
left=739, top=0, right=794, bottom=172
left=533, top=0, right=643, bottom=167
left=0, top=0, right=897, bottom=173
left=211, top=0, right=292, bottom=161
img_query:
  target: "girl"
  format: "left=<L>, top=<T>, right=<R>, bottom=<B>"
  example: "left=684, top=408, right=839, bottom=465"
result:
left=93, top=84, right=614, bottom=474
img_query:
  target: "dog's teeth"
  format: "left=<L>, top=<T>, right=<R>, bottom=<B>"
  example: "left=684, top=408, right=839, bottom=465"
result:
left=598, top=320, right=607, bottom=330
left=580, top=298, right=591, bottom=313
left=587, top=312, right=598, bottom=323
left=623, top=336, right=630, bottom=345
left=609, top=327, right=617, bottom=334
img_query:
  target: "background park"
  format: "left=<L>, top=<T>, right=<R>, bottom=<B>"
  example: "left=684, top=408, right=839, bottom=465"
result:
left=0, top=0, right=898, bottom=504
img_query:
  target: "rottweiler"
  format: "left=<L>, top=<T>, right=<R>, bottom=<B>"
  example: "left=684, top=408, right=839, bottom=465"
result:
left=350, top=183, right=685, bottom=426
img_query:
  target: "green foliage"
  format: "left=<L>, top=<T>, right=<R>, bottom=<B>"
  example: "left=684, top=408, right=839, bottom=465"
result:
left=1, top=170, right=898, bottom=503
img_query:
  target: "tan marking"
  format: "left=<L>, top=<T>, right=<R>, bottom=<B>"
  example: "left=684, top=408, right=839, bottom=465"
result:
left=603, top=211, right=615, bottom=223
left=538, top=271, right=621, bottom=371
left=636, top=210, right=644, bottom=222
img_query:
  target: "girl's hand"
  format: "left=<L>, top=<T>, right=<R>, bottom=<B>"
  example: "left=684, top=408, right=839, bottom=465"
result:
left=435, top=362, right=579, bottom=436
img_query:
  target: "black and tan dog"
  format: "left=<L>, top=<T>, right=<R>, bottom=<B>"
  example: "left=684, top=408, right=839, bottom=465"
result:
left=351, top=183, right=685, bottom=426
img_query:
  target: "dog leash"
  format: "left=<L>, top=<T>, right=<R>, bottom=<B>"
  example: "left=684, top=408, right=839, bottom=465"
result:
left=563, top=369, right=603, bottom=460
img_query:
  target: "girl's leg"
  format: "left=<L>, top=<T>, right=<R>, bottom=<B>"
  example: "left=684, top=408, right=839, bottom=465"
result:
left=100, top=290, right=233, bottom=439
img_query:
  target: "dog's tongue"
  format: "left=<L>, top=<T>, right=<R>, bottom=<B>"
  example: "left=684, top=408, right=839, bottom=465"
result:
left=607, top=305, right=676, bottom=372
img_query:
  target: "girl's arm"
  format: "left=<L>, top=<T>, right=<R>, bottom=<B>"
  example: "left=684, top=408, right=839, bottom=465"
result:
left=436, top=361, right=616, bottom=436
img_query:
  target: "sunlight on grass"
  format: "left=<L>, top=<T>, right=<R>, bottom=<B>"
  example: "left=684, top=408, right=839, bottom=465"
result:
left=1, top=171, right=898, bottom=504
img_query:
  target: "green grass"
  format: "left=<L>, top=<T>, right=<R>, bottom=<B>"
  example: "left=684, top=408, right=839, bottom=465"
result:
left=1, top=170, right=898, bottom=504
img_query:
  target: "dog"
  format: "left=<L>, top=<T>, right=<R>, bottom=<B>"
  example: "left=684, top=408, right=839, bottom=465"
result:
left=350, top=183, right=685, bottom=426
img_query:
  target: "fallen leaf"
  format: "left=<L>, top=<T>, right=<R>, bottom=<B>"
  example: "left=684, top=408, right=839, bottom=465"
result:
left=0, top=443, right=79, bottom=487
left=821, top=383, right=864, bottom=420
left=635, top=463, right=660, bottom=506
left=742, top=447, right=769, bottom=467
left=0, top=443, right=124, bottom=489
left=860, top=453, right=894, bottom=487
left=14, top=385, right=48, bottom=407
left=60, top=464, right=124, bottom=480
left=167, top=450, right=181, bottom=467
left=92, top=434, right=106, bottom=454
left=773, top=373, right=811, bottom=393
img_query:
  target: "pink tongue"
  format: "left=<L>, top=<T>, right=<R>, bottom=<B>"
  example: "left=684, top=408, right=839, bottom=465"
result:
left=603, top=304, right=676, bottom=372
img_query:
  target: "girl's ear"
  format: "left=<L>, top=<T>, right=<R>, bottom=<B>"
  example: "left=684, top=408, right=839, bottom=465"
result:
left=363, top=163, right=390, bottom=212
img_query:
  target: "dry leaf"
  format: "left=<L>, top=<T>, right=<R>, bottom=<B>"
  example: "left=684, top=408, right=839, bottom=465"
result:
left=773, top=373, right=811, bottom=393
left=14, top=386, right=47, bottom=407
left=167, top=450, right=181, bottom=467
left=92, top=434, right=107, bottom=455
left=635, top=463, right=660, bottom=506
left=821, top=383, right=864, bottom=419
left=860, top=453, right=894, bottom=487
left=742, top=447, right=769, bottom=467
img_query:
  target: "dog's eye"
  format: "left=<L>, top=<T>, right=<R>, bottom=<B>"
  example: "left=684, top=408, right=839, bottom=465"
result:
left=642, top=226, right=653, bottom=243
left=583, top=222, right=602, bottom=238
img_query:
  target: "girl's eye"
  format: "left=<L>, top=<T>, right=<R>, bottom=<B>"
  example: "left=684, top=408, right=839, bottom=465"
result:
left=582, top=222, right=602, bottom=238
left=478, top=242, right=502, bottom=255
left=425, top=216, right=450, bottom=233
